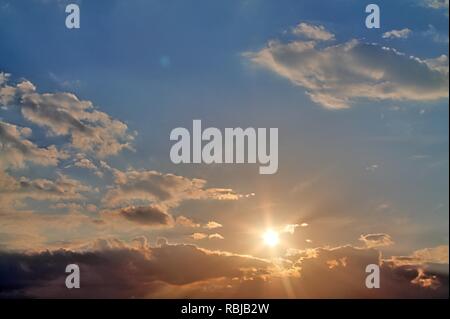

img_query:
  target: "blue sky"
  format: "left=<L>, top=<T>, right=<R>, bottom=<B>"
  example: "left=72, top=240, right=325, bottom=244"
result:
left=0, top=0, right=448, bottom=298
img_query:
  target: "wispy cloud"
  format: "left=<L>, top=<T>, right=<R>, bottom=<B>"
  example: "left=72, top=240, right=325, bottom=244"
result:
left=383, top=28, right=412, bottom=39
left=423, top=0, right=449, bottom=9
left=423, top=24, right=449, bottom=44
left=359, top=233, right=394, bottom=248
left=292, top=22, right=335, bottom=41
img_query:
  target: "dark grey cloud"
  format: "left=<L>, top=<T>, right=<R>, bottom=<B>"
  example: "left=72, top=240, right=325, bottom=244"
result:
left=0, top=240, right=270, bottom=298
left=119, top=206, right=172, bottom=226
left=0, top=240, right=447, bottom=298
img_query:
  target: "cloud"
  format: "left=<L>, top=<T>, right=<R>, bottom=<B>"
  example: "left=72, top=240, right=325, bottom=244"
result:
left=190, top=233, right=208, bottom=240
left=119, top=205, right=173, bottom=226
left=412, top=245, right=449, bottom=264
left=0, top=72, right=8, bottom=85
left=388, top=245, right=449, bottom=266
left=20, top=92, right=134, bottom=157
left=366, top=164, right=379, bottom=171
left=103, top=168, right=240, bottom=208
left=0, top=169, right=95, bottom=235
left=204, top=221, right=223, bottom=229
left=292, top=22, right=335, bottom=41
left=0, top=170, right=93, bottom=204
left=0, top=209, right=100, bottom=251
left=411, top=268, right=442, bottom=289
left=176, top=216, right=200, bottom=228
left=49, top=202, right=98, bottom=215
left=296, top=245, right=447, bottom=298
left=209, top=233, right=225, bottom=240
left=0, top=239, right=447, bottom=298
left=65, top=153, right=103, bottom=177
left=244, top=29, right=448, bottom=109
left=0, top=121, right=65, bottom=169
left=0, top=239, right=270, bottom=298
left=0, top=74, right=35, bottom=105
left=383, top=28, right=412, bottom=39
left=0, top=70, right=251, bottom=255
left=423, top=0, right=449, bottom=9
left=423, top=25, right=449, bottom=44
left=73, top=158, right=97, bottom=170
left=0, top=72, right=135, bottom=158
left=282, top=224, right=300, bottom=234
left=359, top=233, right=394, bottom=248
left=190, top=232, right=225, bottom=240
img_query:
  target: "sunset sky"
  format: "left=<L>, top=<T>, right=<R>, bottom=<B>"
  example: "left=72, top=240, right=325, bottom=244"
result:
left=0, top=0, right=448, bottom=298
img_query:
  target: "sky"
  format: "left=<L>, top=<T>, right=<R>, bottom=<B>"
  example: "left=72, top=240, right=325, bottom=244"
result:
left=0, top=0, right=449, bottom=298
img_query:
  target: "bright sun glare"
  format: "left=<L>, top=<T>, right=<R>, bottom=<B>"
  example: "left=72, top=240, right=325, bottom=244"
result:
left=263, top=230, right=279, bottom=247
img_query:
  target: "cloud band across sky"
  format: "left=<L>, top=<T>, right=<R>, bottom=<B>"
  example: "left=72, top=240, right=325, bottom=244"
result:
left=0, top=237, right=447, bottom=298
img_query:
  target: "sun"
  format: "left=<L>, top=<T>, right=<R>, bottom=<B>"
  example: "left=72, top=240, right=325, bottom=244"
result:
left=263, top=230, right=280, bottom=247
